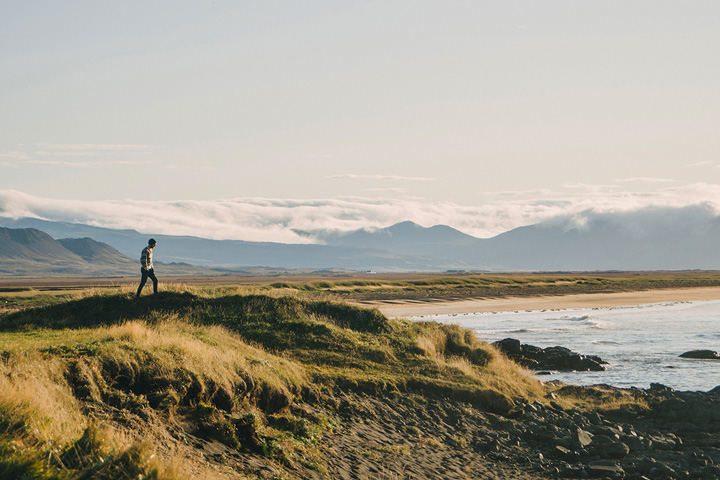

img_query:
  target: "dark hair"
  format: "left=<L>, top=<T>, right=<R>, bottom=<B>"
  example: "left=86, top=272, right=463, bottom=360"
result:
left=148, top=238, right=157, bottom=245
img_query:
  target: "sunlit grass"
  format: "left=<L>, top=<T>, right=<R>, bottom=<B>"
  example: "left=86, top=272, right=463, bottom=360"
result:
left=0, top=285, right=654, bottom=477
left=257, top=272, right=720, bottom=297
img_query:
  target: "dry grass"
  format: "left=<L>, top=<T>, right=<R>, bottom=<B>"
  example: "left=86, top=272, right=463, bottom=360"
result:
left=548, top=383, right=649, bottom=413
left=409, top=321, right=544, bottom=404
left=0, top=351, right=182, bottom=479
left=0, top=286, right=650, bottom=478
left=0, top=353, right=85, bottom=445
left=99, top=317, right=307, bottom=398
left=0, top=299, right=313, bottom=479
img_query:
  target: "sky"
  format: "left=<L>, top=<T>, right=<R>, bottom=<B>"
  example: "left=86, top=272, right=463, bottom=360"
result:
left=1, top=1, right=720, bottom=241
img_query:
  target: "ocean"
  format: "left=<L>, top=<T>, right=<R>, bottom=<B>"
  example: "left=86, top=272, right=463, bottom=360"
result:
left=410, top=300, right=720, bottom=392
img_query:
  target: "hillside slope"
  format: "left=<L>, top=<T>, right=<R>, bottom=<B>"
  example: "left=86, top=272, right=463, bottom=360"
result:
left=0, top=227, right=113, bottom=276
left=0, top=291, right=546, bottom=479
left=0, top=227, right=241, bottom=277
left=0, top=227, right=85, bottom=262
left=58, top=237, right=135, bottom=265
left=2, top=291, right=716, bottom=479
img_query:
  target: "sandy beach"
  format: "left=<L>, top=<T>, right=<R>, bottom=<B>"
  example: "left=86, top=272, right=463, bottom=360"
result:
left=362, top=286, right=720, bottom=318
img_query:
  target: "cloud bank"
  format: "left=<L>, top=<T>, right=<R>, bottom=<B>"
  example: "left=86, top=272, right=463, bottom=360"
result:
left=1, top=185, right=719, bottom=243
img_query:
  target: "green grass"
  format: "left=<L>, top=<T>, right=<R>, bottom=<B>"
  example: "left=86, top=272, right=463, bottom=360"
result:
left=0, top=287, right=648, bottom=479
left=257, top=272, right=720, bottom=298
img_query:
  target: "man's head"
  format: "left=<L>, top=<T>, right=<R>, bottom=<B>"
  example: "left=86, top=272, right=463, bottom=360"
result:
left=148, top=238, right=157, bottom=248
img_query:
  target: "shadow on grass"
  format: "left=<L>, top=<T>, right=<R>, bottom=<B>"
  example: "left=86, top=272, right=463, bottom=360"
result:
left=0, top=291, right=391, bottom=335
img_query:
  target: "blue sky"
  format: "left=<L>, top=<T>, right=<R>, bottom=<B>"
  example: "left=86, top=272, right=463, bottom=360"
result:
left=1, top=1, right=719, bottom=239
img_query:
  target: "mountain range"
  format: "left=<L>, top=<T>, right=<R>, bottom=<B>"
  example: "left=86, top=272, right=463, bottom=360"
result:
left=1, top=203, right=719, bottom=275
left=0, top=227, right=257, bottom=277
left=0, top=227, right=134, bottom=276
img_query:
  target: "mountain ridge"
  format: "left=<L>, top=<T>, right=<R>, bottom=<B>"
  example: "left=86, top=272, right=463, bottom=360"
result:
left=2, top=203, right=720, bottom=273
left=0, top=227, right=261, bottom=277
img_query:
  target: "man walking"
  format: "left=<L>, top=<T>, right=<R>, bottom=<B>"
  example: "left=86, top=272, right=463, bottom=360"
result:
left=136, top=238, right=158, bottom=297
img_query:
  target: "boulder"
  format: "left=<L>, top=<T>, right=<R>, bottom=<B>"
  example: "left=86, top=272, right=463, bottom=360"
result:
left=573, top=428, right=594, bottom=448
left=680, top=349, right=720, bottom=360
left=492, top=338, right=608, bottom=372
left=585, top=463, right=625, bottom=478
left=589, top=434, right=630, bottom=458
left=649, top=383, right=674, bottom=393
left=493, top=337, right=521, bottom=355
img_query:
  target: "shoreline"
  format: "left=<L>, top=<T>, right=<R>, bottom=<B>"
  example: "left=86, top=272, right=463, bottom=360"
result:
left=359, top=286, right=720, bottom=318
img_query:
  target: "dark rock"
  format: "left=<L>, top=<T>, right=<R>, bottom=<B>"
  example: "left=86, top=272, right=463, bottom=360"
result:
left=561, top=465, right=584, bottom=477
left=492, top=338, right=608, bottom=372
left=592, top=425, right=621, bottom=439
left=589, top=434, right=630, bottom=458
left=554, top=434, right=574, bottom=449
left=680, top=349, right=720, bottom=360
left=621, top=433, right=646, bottom=452
left=649, top=383, right=674, bottom=393
left=493, top=337, right=521, bottom=355
left=586, top=462, right=625, bottom=478
left=586, top=411, right=603, bottom=425
left=557, top=417, right=576, bottom=429
left=647, top=434, right=676, bottom=450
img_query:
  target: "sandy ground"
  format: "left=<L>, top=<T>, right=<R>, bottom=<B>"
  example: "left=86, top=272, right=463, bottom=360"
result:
left=361, top=286, right=720, bottom=318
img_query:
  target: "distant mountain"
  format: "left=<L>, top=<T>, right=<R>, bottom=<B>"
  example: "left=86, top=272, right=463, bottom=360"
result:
left=58, top=237, right=137, bottom=265
left=0, top=221, right=465, bottom=273
left=0, top=218, right=147, bottom=258
left=0, top=227, right=134, bottom=276
left=0, top=227, right=248, bottom=277
left=300, top=206, right=720, bottom=270
left=0, top=228, right=86, bottom=264
left=2, top=203, right=720, bottom=273
left=310, top=221, right=479, bottom=259
left=465, top=205, right=720, bottom=270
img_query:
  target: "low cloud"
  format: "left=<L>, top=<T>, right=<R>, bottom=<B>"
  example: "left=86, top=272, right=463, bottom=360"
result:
left=364, top=187, right=407, bottom=193
left=1, top=185, right=719, bottom=243
left=0, top=152, right=31, bottom=160
left=687, top=161, right=714, bottom=168
left=543, top=203, right=720, bottom=240
left=5, top=159, right=151, bottom=168
left=615, top=177, right=677, bottom=184
left=39, top=144, right=151, bottom=152
left=479, top=188, right=556, bottom=197
left=560, top=183, right=619, bottom=194
left=0, top=143, right=154, bottom=168
left=327, top=174, right=434, bottom=181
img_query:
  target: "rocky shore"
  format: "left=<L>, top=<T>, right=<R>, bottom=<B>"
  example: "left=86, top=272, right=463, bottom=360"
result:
left=501, top=383, right=720, bottom=479
left=315, top=339, right=719, bottom=479
left=492, top=338, right=609, bottom=373
left=317, top=383, right=720, bottom=479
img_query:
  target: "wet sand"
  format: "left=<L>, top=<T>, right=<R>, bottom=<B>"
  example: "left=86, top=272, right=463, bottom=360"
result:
left=361, top=286, right=720, bottom=318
